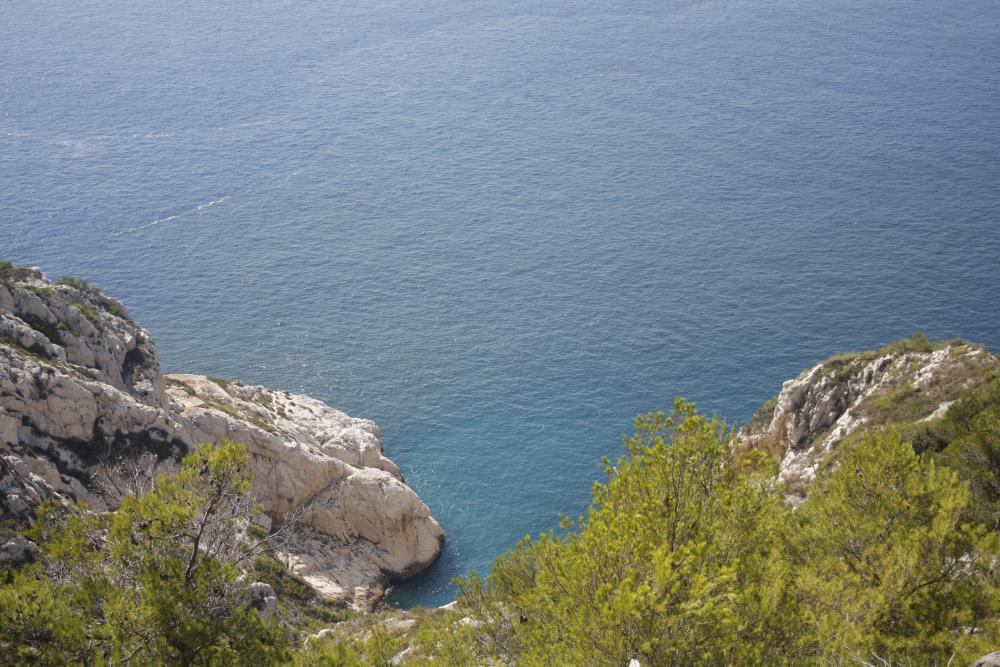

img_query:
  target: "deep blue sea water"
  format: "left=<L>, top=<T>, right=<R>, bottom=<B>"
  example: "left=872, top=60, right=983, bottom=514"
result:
left=3, top=0, right=999, bottom=607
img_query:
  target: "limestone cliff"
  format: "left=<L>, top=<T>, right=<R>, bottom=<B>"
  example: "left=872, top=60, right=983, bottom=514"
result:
left=739, top=336, right=999, bottom=503
left=0, top=265, right=443, bottom=609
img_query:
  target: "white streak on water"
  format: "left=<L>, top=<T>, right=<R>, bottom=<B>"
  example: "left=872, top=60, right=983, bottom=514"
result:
left=114, top=166, right=302, bottom=237
left=114, top=196, right=230, bottom=236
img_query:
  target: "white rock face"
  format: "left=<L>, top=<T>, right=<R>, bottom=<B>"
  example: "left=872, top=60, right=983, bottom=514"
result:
left=1, top=453, right=60, bottom=519
left=165, top=374, right=444, bottom=609
left=0, top=268, right=443, bottom=610
left=739, top=343, right=999, bottom=503
left=244, top=581, right=279, bottom=622
left=0, top=269, right=164, bottom=408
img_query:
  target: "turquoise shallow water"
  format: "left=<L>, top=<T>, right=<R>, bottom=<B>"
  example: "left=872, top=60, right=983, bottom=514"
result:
left=3, top=0, right=999, bottom=607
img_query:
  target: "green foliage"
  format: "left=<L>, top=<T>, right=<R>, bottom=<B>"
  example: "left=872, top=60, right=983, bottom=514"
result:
left=298, top=623, right=406, bottom=667
left=821, top=332, right=959, bottom=372
left=0, top=260, right=15, bottom=286
left=0, top=567, right=89, bottom=664
left=888, top=376, right=1000, bottom=529
left=26, top=285, right=56, bottom=299
left=0, top=334, right=54, bottom=365
left=3, top=378, right=998, bottom=665
left=404, top=609, right=480, bottom=666
left=413, top=400, right=788, bottom=665
left=56, top=275, right=100, bottom=293
left=17, top=313, right=65, bottom=346
left=938, top=379, right=1000, bottom=530
left=883, top=330, right=934, bottom=354
left=198, top=396, right=280, bottom=435
left=71, top=303, right=103, bottom=329
left=789, top=429, right=1000, bottom=663
left=1, top=442, right=291, bottom=665
left=207, top=375, right=232, bottom=392
left=166, top=376, right=197, bottom=396
left=96, top=295, right=126, bottom=318
left=407, top=402, right=1000, bottom=666
left=863, top=382, right=940, bottom=424
left=250, top=556, right=350, bottom=633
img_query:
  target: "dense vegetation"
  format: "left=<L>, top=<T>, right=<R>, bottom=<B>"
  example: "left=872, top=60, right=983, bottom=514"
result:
left=1, top=442, right=291, bottom=665
left=396, top=396, right=1000, bottom=666
left=3, top=361, right=1000, bottom=664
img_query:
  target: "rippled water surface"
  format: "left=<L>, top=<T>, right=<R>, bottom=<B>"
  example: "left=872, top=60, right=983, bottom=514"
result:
left=3, top=0, right=999, bottom=606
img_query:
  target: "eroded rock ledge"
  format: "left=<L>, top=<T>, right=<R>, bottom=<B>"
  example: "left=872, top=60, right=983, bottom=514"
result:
left=0, top=265, right=443, bottom=610
left=739, top=337, right=999, bottom=504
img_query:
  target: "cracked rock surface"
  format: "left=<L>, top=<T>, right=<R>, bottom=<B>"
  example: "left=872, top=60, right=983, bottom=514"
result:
left=0, top=267, right=442, bottom=609
left=739, top=341, right=999, bottom=504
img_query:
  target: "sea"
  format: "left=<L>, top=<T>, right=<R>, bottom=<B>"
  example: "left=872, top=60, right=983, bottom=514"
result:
left=2, top=0, right=999, bottom=608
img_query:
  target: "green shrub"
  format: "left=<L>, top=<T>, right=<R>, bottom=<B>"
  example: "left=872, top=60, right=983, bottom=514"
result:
left=409, top=402, right=1000, bottom=666
left=881, top=331, right=934, bottom=354
left=250, top=556, right=351, bottom=633
left=56, top=275, right=99, bottom=292
left=71, top=303, right=103, bottom=328
left=207, top=375, right=232, bottom=391
left=98, top=295, right=126, bottom=318
left=0, top=260, right=15, bottom=286
left=3, top=442, right=292, bottom=664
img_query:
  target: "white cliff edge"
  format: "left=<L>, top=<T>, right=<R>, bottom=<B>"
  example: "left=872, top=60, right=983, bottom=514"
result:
left=739, top=341, right=999, bottom=504
left=0, top=266, right=443, bottom=610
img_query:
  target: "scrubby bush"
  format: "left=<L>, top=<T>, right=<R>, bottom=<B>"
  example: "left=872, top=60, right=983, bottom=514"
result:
left=0, top=442, right=291, bottom=665
left=405, top=402, right=1000, bottom=666
left=56, top=275, right=100, bottom=293
left=0, top=260, right=14, bottom=286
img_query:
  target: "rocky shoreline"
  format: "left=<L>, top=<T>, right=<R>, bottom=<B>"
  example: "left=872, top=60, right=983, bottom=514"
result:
left=0, top=264, right=442, bottom=610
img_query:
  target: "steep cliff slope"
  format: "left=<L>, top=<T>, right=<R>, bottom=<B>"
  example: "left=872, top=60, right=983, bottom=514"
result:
left=0, top=264, right=442, bottom=609
left=740, top=335, right=1000, bottom=502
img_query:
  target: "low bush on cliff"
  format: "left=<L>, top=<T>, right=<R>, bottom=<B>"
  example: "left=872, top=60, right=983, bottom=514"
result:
left=3, top=393, right=998, bottom=665
left=399, top=400, right=1000, bottom=666
left=250, top=556, right=351, bottom=634
left=0, top=442, right=291, bottom=665
left=55, top=275, right=100, bottom=293
left=928, top=377, right=1000, bottom=530
left=0, top=260, right=14, bottom=286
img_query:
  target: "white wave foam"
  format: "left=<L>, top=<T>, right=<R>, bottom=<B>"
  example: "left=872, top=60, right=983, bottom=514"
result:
left=114, top=196, right=231, bottom=236
left=195, top=196, right=229, bottom=211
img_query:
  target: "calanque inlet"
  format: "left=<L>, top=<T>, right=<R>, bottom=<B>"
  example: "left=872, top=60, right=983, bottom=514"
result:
left=0, top=263, right=443, bottom=612
left=3, top=262, right=1000, bottom=665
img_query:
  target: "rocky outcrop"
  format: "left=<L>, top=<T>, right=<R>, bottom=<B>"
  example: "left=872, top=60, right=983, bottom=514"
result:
left=1, top=453, right=63, bottom=519
left=0, top=535, right=38, bottom=567
left=0, top=266, right=442, bottom=609
left=164, top=373, right=443, bottom=608
left=974, top=651, right=1000, bottom=667
left=244, top=581, right=280, bottom=622
left=740, top=338, right=1000, bottom=503
left=0, top=268, right=164, bottom=408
